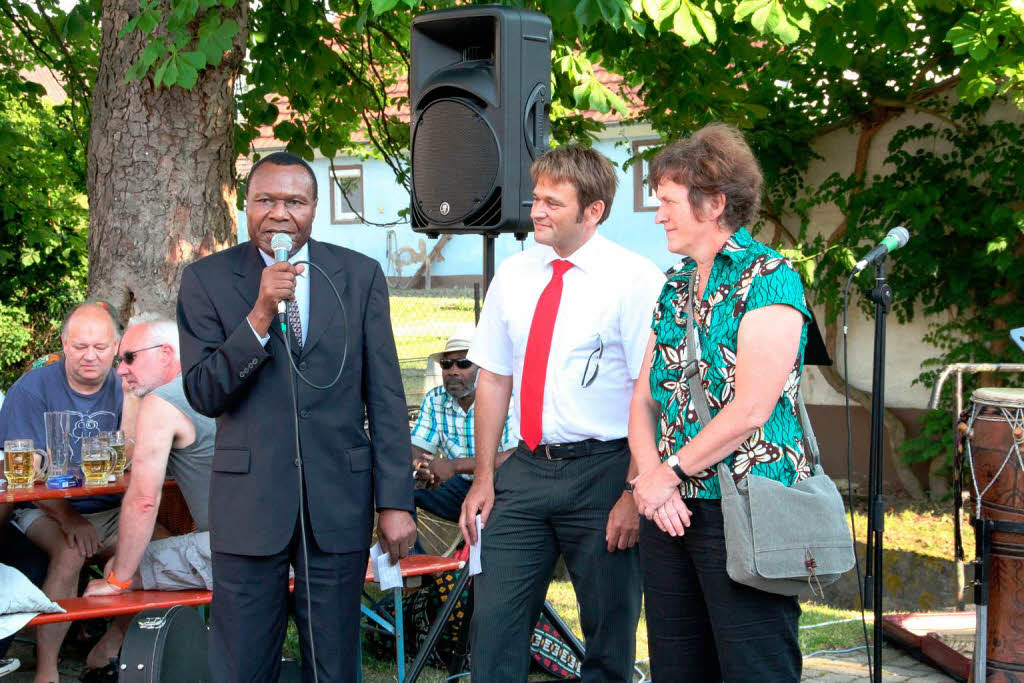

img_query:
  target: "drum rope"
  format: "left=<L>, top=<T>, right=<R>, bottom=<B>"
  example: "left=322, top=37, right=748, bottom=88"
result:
left=964, top=403, right=1024, bottom=519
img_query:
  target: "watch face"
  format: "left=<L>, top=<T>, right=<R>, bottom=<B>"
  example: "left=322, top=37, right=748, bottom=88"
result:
left=666, top=455, right=678, bottom=467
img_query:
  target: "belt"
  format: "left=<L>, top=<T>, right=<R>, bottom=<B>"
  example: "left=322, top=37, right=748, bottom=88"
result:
left=519, top=437, right=628, bottom=461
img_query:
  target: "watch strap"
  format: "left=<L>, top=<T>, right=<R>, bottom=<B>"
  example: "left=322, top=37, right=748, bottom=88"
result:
left=669, top=460, right=687, bottom=482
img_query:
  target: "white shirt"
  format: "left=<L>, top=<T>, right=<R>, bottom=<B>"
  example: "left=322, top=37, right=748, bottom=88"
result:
left=250, top=242, right=310, bottom=346
left=469, top=233, right=665, bottom=443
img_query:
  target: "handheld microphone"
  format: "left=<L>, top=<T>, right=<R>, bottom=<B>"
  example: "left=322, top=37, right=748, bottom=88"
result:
left=853, top=226, right=910, bottom=274
left=270, top=233, right=293, bottom=326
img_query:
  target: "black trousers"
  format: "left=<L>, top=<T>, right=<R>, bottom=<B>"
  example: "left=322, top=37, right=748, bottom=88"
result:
left=639, top=500, right=802, bottom=683
left=208, top=504, right=367, bottom=683
left=471, top=443, right=641, bottom=682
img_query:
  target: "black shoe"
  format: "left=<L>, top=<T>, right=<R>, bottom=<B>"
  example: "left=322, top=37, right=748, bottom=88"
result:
left=79, top=658, right=118, bottom=683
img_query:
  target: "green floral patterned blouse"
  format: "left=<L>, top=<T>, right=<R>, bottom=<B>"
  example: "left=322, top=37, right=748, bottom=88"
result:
left=650, top=227, right=812, bottom=499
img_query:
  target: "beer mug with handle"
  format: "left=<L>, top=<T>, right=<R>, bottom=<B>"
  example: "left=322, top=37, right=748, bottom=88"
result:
left=99, top=430, right=132, bottom=482
left=81, top=436, right=116, bottom=487
left=2, top=439, right=50, bottom=489
left=44, top=410, right=77, bottom=488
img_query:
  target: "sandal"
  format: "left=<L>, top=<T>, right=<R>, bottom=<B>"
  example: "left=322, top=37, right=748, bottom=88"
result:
left=79, top=658, right=118, bottom=683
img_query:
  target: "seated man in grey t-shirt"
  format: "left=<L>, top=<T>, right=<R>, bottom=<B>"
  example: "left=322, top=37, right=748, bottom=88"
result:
left=82, top=314, right=215, bottom=672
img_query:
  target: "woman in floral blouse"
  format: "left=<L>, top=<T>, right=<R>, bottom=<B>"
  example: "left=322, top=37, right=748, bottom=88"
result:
left=629, top=123, right=811, bottom=682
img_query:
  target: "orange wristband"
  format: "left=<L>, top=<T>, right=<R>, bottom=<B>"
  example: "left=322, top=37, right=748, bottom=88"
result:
left=106, top=570, right=132, bottom=590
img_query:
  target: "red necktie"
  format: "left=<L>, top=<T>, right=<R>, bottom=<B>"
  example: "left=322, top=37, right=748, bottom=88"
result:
left=520, top=259, right=573, bottom=450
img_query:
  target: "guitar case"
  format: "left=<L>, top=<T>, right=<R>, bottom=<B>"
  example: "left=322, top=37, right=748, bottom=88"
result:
left=118, top=606, right=209, bottom=682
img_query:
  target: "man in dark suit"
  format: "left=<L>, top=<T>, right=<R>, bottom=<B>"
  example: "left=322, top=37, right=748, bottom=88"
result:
left=177, top=152, right=416, bottom=683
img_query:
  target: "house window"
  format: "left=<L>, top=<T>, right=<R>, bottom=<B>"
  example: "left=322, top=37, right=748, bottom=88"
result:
left=330, top=164, right=364, bottom=224
left=632, top=139, right=660, bottom=213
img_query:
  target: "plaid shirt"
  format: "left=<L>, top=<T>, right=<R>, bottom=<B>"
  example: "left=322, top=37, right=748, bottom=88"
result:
left=410, top=385, right=517, bottom=479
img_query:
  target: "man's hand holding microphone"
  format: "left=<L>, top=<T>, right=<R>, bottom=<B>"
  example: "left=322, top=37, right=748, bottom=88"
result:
left=246, top=233, right=305, bottom=338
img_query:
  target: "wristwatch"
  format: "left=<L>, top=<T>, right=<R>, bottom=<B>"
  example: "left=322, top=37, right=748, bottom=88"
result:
left=665, top=455, right=687, bottom=482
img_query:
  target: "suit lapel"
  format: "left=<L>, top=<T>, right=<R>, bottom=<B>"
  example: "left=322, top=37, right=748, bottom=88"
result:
left=302, top=239, right=346, bottom=358
left=234, top=242, right=287, bottom=347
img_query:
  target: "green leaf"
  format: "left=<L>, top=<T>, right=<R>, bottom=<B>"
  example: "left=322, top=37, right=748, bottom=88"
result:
left=735, top=0, right=770, bottom=21
left=690, top=1, right=717, bottom=42
left=596, top=0, right=623, bottom=26
left=804, top=0, right=826, bottom=10
left=164, top=58, right=179, bottom=88
left=62, top=8, right=86, bottom=40
left=671, top=3, right=702, bottom=44
left=138, top=8, right=161, bottom=34
left=177, top=61, right=198, bottom=89
left=575, top=0, right=603, bottom=26
left=774, top=13, right=800, bottom=43
left=986, top=236, right=1009, bottom=254
left=119, top=14, right=141, bottom=38
left=572, top=82, right=589, bottom=106
left=881, top=14, right=910, bottom=51
left=152, top=58, right=168, bottom=87
left=139, top=38, right=166, bottom=68
left=750, top=0, right=774, bottom=32
left=642, top=0, right=660, bottom=22
left=180, top=50, right=206, bottom=70
left=371, top=0, right=400, bottom=14
left=656, top=0, right=681, bottom=29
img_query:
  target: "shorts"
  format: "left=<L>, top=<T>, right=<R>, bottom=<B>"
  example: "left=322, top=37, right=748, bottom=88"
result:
left=11, top=507, right=120, bottom=555
left=138, top=531, right=212, bottom=591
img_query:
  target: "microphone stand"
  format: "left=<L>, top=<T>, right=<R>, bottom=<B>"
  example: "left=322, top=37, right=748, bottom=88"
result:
left=863, top=257, right=892, bottom=683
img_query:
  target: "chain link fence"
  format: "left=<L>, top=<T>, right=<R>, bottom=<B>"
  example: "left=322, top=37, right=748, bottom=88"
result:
left=387, top=285, right=480, bottom=409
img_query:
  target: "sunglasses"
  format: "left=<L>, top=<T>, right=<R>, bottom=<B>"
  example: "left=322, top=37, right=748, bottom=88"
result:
left=115, top=344, right=163, bottom=366
left=439, top=359, right=474, bottom=370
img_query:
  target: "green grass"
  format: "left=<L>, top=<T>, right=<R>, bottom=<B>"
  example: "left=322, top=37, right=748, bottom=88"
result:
left=799, top=603, right=871, bottom=654
left=389, top=287, right=476, bottom=361
left=848, top=498, right=973, bottom=561
left=389, top=287, right=476, bottom=407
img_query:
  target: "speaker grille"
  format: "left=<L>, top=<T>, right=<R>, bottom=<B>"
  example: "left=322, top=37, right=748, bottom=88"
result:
left=412, top=98, right=500, bottom=225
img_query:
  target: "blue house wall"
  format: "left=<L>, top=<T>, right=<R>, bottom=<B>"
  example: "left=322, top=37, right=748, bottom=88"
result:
left=237, top=126, right=681, bottom=275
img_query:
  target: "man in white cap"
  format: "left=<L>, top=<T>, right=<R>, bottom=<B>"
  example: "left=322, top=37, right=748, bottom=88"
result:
left=411, top=326, right=516, bottom=522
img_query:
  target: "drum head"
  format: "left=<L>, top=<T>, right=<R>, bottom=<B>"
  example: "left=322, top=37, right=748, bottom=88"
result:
left=971, top=387, right=1024, bottom=409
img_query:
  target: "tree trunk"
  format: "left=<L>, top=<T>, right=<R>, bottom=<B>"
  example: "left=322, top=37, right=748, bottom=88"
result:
left=87, top=0, right=247, bottom=320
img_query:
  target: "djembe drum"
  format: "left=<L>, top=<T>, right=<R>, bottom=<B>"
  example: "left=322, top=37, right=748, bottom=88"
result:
left=962, top=387, right=1024, bottom=681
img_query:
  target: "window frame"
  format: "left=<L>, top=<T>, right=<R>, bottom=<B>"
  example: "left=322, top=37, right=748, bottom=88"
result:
left=329, top=164, right=364, bottom=225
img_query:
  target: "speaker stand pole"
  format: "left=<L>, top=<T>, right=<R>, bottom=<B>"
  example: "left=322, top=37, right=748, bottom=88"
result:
left=864, top=257, right=892, bottom=683
left=483, top=234, right=496, bottom=296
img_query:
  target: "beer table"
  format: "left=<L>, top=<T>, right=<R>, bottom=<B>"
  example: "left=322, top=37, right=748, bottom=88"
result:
left=1, top=474, right=177, bottom=503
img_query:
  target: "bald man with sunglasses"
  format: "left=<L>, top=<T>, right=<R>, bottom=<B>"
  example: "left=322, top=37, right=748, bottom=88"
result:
left=410, top=328, right=517, bottom=522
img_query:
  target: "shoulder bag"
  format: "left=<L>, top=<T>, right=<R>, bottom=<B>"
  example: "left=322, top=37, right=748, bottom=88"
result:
left=682, top=271, right=855, bottom=598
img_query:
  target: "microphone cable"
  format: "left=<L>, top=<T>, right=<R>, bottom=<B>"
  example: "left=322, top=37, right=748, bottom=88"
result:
left=842, top=271, right=873, bottom=672
left=279, top=258, right=350, bottom=683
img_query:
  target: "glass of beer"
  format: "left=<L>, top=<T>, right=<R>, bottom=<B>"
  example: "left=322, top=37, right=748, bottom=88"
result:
left=99, top=430, right=129, bottom=482
left=81, top=437, right=115, bottom=487
left=2, top=439, right=49, bottom=489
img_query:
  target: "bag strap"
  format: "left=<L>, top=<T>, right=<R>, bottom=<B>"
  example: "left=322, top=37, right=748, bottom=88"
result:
left=796, top=391, right=821, bottom=469
left=685, top=269, right=822, bottom=470
left=685, top=269, right=713, bottom=427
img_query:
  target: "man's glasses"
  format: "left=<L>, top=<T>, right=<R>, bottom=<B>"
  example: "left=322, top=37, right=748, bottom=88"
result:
left=439, top=359, right=474, bottom=370
left=581, top=336, right=603, bottom=388
left=115, top=345, right=163, bottom=366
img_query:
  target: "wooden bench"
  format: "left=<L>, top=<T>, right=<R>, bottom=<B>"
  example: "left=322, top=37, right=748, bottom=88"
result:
left=26, top=554, right=464, bottom=682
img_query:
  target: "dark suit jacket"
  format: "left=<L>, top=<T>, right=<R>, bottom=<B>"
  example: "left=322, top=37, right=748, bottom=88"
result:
left=177, top=239, right=414, bottom=557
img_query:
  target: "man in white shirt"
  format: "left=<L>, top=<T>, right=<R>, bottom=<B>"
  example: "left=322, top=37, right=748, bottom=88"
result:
left=459, top=145, right=665, bottom=681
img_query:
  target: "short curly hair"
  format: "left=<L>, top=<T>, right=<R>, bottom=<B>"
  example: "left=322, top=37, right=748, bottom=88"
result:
left=648, top=123, right=762, bottom=231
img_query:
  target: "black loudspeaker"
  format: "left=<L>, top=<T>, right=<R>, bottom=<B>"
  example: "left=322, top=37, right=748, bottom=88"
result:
left=410, top=6, right=552, bottom=237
